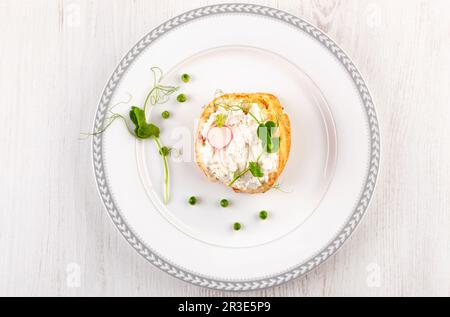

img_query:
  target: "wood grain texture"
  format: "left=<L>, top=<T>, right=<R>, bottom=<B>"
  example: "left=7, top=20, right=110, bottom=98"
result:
left=0, top=0, right=449, bottom=297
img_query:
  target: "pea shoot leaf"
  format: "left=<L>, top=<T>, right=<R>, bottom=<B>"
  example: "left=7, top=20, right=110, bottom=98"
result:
left=249, top=162, right=264, bottom=178
left=129, top=106, right=160, bottom=139
left=265, top=121, right=276, bottom=130
left=257, top=121, right=280, bottom=153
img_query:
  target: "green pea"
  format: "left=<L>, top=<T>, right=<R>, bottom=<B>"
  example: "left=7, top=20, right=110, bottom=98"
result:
left=161, top=111, right=170, bottom=119
left=233, top=222, right=241, bottom=231
left=188, top=196, right=197, bottom=205
left=177, top=94, right=187, bottom=103
left=220, top=199, right=229, bottom=208
left=259, top=210, right=268, bottom=220
left=181, top=74, right=190, bottom=83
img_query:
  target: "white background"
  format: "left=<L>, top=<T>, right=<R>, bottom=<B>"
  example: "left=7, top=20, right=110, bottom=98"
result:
left=0, top=0, right=449, bottom=297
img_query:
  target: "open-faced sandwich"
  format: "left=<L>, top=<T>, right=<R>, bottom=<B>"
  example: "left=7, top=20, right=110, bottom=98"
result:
left=195, top=93, right=291, bottom=193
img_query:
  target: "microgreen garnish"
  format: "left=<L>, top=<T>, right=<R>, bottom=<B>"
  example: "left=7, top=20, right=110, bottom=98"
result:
left=214, top=114, right=228, bottom=128
left=143, top=67, right=179, bottom=113
left=221, top=100, right=263, bottom=123
left=247, top=111, right=262, bottom=125
left=215, top=99, right=280, bottom=154
left=271, top=183, right=292, bottom=194
left=84, top=68, right=178, bottom=205
left=129, top=106, right=160, bottom=139
left=248, top=162, right=264, bottom=178
left=159, top=146, right=171, bottom=157
left=216, top=101, right=261, bottom=122
left=214, top=89, right=225, bottom=99
left=228, top=169, right=249, bottom=187
left=128, top=106, right=170, bottom=204
left=79, top=95, right=136, bottom=139
left=228, top=160, right=264, bottom=187
left=257, top=121, right=280, bottom=153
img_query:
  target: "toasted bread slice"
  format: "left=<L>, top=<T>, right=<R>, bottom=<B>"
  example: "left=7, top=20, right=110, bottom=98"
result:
left=195, top=93, right=291, bottom=193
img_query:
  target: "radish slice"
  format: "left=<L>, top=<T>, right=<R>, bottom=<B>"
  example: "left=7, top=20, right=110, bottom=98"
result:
left=207, top=126, right=233, bottom=150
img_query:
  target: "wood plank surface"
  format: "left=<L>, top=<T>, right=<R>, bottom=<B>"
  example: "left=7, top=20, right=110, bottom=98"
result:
left=0, top=0, right=449, bottom=296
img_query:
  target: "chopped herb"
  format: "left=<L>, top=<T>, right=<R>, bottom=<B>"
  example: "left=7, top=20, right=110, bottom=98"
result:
left=220, top=199, right=229, bottom=208
left=214, top=114, right=228, bottom=128
left=177, top=94, right=187, bottom=103
left=228, top=161, right=264, bottom=187
left=181, top=73, right=190, bottom=83
left=259, top=210, right=268, bottom=220
left=188, top=196, right=197, bottom=205
left=161, top=111, right=170, bottom=119
left=233, top=222, right=242, bottom=231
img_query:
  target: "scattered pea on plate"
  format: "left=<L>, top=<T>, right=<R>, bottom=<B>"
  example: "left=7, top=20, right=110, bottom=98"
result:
left=161, top=110, right=170, bottom=119
left=177, top=93, right=187, bottom=103
left=220, top=199, right=229, bottom=208
left=188, top=196, right=197, bottom=205
left=181, top=73, right=190, bottom=83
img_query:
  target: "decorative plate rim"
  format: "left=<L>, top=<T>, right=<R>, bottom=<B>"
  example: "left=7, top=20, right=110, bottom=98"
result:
left=92, top=3, right=380, bottom=291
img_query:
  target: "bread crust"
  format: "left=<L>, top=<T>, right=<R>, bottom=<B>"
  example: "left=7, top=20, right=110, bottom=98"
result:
left=195, top=93, right=291, bottom=193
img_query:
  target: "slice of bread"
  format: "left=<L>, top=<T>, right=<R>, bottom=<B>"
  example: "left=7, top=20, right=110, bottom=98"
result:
left=195, top=93, right=291, bottom=194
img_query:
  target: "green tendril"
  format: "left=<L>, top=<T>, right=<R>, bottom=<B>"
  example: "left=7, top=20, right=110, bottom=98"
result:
left=81, top=68, right=178, bottom=205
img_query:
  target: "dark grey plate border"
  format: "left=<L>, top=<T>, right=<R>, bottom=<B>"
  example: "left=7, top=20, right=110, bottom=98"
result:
left=92, top=3, right=380, bottom=291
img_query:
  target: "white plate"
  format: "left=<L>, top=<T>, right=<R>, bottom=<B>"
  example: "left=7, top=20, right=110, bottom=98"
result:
left=92, top=4, right=380, bottom=291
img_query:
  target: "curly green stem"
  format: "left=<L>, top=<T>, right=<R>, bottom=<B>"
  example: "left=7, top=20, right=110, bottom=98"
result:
left=228, top=168, right=250, bottom=187
left=153, top=136, right=170, bottom=205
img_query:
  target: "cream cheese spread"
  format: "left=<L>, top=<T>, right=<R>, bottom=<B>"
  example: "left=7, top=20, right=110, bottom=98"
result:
left=199, top=103, right=279, bottom=190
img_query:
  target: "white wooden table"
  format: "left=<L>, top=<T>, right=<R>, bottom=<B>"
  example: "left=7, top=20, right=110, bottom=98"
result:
left=1, top=0, right=449, bottom=297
